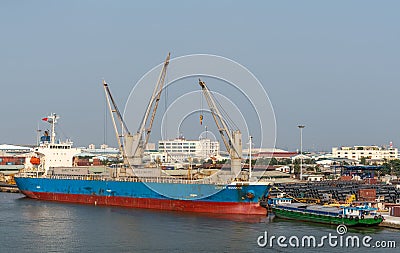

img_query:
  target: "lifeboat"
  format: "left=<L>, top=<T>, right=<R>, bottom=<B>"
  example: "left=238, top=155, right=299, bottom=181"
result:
left=30, top=157, right=40, bottom=165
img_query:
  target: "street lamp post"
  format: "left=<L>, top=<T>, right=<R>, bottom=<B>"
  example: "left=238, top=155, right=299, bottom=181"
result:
left=298, top=125, right=305, bottom=180
left=248, top=136, right=253, bottom=181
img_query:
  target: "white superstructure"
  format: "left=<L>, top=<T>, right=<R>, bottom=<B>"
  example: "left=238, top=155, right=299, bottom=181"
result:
left=33, top=113, right=81, bottom=173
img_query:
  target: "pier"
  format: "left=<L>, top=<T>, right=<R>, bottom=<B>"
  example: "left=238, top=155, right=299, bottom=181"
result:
left=380, top=215, right=400, bottom=229
left=269, top=181, right=400, bottom=203
left=0, top=183, right=19, bottom=193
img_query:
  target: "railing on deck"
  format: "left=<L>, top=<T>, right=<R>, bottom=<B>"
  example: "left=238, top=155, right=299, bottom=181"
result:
left=17, top=172, right=233, bottom=185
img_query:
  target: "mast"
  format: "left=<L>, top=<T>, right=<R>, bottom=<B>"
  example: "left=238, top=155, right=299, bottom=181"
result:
left=48, top=113, right=59, bottom=144
left=36, top=122, right=42, bottom=146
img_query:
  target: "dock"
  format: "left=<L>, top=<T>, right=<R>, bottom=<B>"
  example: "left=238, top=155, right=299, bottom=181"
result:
left=380, top=215, right=400, bottom=229
left=0, top=183, right=20, bottom=193
left=269, top=181, right=400, bottom=203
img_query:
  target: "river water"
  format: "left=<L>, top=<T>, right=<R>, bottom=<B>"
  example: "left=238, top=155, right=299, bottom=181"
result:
left=0, top=192, right=398, bottom=252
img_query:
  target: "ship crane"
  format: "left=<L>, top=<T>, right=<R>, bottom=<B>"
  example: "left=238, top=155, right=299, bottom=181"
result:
left=198, top=79, right=242, bottom=176
left=125, top=53, right=170, bottom=167
left=104, top=53, right=170, bottom=169
left=103, top=80, right=132, bottom=165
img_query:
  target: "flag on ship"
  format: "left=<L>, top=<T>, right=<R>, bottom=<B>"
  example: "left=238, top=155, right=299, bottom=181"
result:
left=42, top=117, right=54, bottom=123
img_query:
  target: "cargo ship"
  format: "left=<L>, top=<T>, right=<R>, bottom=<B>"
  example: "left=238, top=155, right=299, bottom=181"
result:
left=15, top=175, right=271, bottom=214
left=15, top=113, right=271, bottom=214
left=269, top=198, right=384, bottom=226
left=14, top=54, right=272, bottom=215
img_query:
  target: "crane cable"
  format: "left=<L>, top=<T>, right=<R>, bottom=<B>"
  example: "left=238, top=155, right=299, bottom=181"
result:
left=200, top=90, right=203, bottom=125
left=163, top=70, right=168, bottom=139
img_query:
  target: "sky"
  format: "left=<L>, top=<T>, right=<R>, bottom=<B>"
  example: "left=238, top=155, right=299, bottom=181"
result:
left=0, top=0, right=399, bottom=152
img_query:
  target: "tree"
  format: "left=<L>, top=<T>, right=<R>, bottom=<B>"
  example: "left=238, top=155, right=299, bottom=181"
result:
left=215, top=159, right=227, bottom=164
left=277, top=158, right=291, bottom=165
left=381, top=159, right=400, bottom=176
left=293, top=164, right=300, bottom=175
left=360, top=156, right=367, bottom=165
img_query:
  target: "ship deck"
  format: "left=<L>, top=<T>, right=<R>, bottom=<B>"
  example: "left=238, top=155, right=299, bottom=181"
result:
left=16, top=173, right=272, bottom=186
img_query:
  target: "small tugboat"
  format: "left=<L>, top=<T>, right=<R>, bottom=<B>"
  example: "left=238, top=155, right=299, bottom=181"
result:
left=269, top=198, right=384, bottom=226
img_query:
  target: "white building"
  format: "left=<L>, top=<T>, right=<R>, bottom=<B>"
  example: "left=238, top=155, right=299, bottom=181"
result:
left=158, top=138, right=220, bottom=162
left=304, top=175, right=325, bottom=182
left=0, top=144, right=32, bottom=155
left=83, top=144, right=120, bottom=156
left=332, top=145, right=398, bottom=162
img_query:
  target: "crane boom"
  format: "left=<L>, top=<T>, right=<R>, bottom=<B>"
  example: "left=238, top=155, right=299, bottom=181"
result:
left=198, top=79, right=242, bottom=176
left=198, top=79, right=241, bottom=157
left=127, top=53, right=170, bottom=166
left=103, top=80, right=131, bottom=165
left=144, top=52, right=170, bottom=148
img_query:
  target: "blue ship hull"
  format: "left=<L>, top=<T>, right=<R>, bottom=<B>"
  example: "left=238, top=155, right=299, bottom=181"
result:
left=15, top=177, right=271, bottom=215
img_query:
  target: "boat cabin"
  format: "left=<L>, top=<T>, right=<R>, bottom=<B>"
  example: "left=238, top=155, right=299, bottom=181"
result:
left=342, top=205, right=379, bottom=218
left=270, top=197, right=293, bottom=205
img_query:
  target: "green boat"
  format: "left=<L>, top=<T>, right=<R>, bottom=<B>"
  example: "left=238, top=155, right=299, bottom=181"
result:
left=270, top=198, right=384, bottom=226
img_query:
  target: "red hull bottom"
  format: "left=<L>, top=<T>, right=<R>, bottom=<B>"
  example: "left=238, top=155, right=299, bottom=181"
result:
left=21, top=191, right=267, bottom=215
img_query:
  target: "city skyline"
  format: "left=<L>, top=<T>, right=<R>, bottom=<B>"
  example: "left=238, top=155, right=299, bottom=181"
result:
left=1, top=1, right=399, bottom=151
